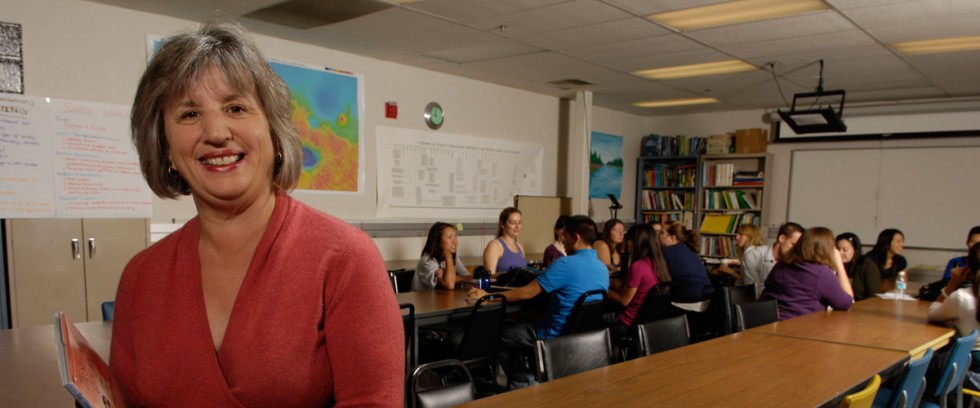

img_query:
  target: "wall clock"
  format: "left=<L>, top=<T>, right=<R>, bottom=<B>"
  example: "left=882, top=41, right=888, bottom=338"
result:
left=423, top=102, right=444, bottom=130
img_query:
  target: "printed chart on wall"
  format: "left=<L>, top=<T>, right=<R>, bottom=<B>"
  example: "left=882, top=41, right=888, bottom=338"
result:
left=376, top=126, right=543, bottom=218
left=0, top=94, right=152, bottom=218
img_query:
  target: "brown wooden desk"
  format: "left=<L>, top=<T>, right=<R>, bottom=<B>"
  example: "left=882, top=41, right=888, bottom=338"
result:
left=395, top=289, right=474, bottom=325
left=749, top=299, right=953, bottom=358
left=0, top=321, right=112, bottom=407
left=459, top=332, right=908, bottom=408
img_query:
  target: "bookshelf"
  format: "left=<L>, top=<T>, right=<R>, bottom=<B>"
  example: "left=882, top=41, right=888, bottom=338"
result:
left=697, top=153, right=772, bottom=258
left=635, top=156, right=699, bottom=230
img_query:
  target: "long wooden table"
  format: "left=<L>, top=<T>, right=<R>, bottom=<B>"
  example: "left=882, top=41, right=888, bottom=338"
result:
left=0, top=320, right=111, bottom=407
left=749, top=297, right=953, bottom=358
left=459, top=332, right=908, bottom=408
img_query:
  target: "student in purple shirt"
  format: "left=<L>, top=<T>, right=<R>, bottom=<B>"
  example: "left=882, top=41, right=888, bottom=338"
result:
left=761, top=227, right=854, bottom=320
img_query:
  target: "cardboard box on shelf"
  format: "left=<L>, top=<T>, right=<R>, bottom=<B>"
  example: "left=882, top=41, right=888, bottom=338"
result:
left=735, top=128, right=768, bottom=153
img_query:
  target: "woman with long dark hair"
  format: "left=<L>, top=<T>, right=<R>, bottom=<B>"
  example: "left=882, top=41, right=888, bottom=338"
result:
left=412, top=222, right=470, bottom=291
left=835, top=232, right=881, bottom=301
left=606, top=224, right=671, bottom=337
left=866, top=228, right=907, bottom=291
left=595, top=218, right=626, bottom=273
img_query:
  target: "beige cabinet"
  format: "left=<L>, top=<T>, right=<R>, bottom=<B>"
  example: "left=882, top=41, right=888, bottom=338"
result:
left=5, top=219, right=148, bottom=328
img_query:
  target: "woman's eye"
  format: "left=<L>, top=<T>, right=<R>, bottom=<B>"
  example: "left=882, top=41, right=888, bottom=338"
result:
left=228, top=105, right=246, bottom=114
left=179, top=111, right=199, bottom=120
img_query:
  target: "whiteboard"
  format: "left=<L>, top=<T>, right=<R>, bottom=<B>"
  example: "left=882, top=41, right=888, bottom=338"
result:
left=788, top=147, right=980, bottom=250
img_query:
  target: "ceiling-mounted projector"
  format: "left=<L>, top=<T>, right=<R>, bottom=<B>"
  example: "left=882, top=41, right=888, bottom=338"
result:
left=777, top=60, right=847, bottom=134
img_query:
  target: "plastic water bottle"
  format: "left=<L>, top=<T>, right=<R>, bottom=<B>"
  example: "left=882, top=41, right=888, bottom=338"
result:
left=480, top=275, right=491, bottom=291
left=896, top=271, right=907, bottom=299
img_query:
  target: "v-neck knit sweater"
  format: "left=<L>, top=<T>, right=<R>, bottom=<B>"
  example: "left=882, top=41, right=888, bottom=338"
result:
left=110, top=191, right=404, bottom=407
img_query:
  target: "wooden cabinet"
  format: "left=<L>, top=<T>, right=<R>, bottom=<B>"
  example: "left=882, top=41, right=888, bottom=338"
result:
left=5, top=218, right=148, bottom=327
left=696, top=153, right=771, bottom=259
left=635, top=156, right=699, bottom=230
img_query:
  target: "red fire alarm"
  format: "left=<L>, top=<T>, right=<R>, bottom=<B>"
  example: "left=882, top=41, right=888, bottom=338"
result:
left=385, top=101, right=398, bottom=119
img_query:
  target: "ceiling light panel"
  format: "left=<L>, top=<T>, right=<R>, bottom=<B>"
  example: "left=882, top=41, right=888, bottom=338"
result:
left=892, top=35, right=980, bottom=55
left=648, top=0, right=830, bottom=31
left=634, top=97, right=720, bottom=108
left=633, top=60, right=756, bottom=80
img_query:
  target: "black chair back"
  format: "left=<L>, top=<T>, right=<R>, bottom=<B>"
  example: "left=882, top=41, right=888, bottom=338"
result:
left=566, top=289, right=607, bottom=335
left=400, top=303, right=416, bottom=408
left=735, top=299, right=779, bottom=331
left=454, top=294, right=507, bottom=363
left=726, top=284, right=758, bottom=333
left=535, top=328, right=613, bottom=382
left=634, top=284, right=679, bottom=326
left=411, top=359, right=476, bottom=408
left=395, top=269, right=416, bottom=293
left=635, top=315, right=690, bottom=357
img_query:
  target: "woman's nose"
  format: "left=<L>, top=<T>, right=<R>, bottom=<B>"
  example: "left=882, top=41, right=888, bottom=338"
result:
left=203, top=115, right=232, bottom=145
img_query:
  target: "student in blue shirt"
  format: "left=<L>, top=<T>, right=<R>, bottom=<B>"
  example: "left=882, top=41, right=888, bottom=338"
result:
left=944, top=226, right=980, bottom=279
left=467, top=215, right=608, bottom=389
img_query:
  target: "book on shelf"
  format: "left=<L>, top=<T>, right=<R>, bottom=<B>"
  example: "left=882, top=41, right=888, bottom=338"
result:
left=643, top=163, right=697, bottom=188
left=55, top=311, right=129, bottom=408
left=700, top=235, right=740, bottom=257
left=733, top=170, right=765, bottom=186
left=641, top=134, right=706, bottom=157
left=703, top=190, right=760, bottom=210
left=699, top=213, right=760, bottom=234
left=702, top=163, right=735, bottom=186
left=642, top=190, right=694, bottom=211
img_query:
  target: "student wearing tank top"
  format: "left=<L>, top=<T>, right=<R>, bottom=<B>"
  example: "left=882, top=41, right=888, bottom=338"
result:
left=484, top=207, right=528, bottom=273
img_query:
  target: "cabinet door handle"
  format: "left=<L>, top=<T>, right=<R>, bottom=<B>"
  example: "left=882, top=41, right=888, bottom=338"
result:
left=71, top=239, right=81, bottom=260
left=88, top=238, right=96, bottom=259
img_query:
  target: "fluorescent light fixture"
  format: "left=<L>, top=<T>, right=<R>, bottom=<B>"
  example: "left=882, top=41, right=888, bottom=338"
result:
left=892, top=35, right=980, bottom=55
left=634, top=97, right=719, bottom=108
left=634, top=60, right=756, bottom=80
left=648, top=0, right=829, bottom=31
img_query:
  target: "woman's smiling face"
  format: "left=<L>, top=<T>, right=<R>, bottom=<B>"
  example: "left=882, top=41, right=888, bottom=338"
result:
left=164, top=69, right=275, bottom=208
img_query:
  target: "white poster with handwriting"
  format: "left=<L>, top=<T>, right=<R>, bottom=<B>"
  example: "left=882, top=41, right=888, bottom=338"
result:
left=376, top=126, right=543, bottom=218
left=0, top=94, right=56, bottom=217
left=51, top=99, right=152, bottom=218
left=0, top=95, right=151, bottom=218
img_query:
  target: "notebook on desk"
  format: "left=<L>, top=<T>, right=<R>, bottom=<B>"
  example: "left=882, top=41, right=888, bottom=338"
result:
left=55, top=311, right=129, bottom=408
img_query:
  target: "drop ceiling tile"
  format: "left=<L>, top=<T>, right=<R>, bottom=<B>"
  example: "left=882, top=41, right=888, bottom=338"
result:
left=422, top=40, right=543, bottom=64
left=600, top=0, right=729, bottom=16
left=466, top=0, right=633, bottom=37
left=719, top=30, right=879, bottom=60
left=840, top=0, right=980, bottom=29
left=309, top=8, right=500, bottom=54
left=564, top=33, right=701, bottom=62
left=404, top=0, right=569, bottom=23
left=520, top=17, right=670, bottom=51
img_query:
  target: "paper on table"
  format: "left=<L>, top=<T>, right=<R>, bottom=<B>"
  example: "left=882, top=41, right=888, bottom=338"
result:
left=876, top=291, right=918, bottom=301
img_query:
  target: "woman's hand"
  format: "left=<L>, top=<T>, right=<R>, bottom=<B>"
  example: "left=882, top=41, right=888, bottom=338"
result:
left=467, top=288, right=488, bottom=301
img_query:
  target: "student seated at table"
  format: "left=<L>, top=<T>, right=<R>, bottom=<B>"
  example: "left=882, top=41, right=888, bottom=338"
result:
left=543, top=215, right=570, bottom=267
left=658, top=221, right=713, bottom=304
left=412, top=222, right=471, bottom=291
left=836, top=232, right=882, bottom=301
left=866, top=228, right=907, bottom=292
left=761, top=227, right=854, bottom=320
left=927, top=242, right=980, bottom=371
left=943, top=226, right=980, bottom=279
left=483, top=207, right=528, bottom=274
left=595, top=218, right=626, bottom=274
left=467, top=215, right=608, bottom=389
left=716, top=224, right=766, bottom=284
left=605, top=224, right=670, bottom=339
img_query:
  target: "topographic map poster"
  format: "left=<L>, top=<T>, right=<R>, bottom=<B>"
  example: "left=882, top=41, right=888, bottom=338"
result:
left=270, top=61, right=364, bottom=193
left=376, top=126, right=543, bottom=219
